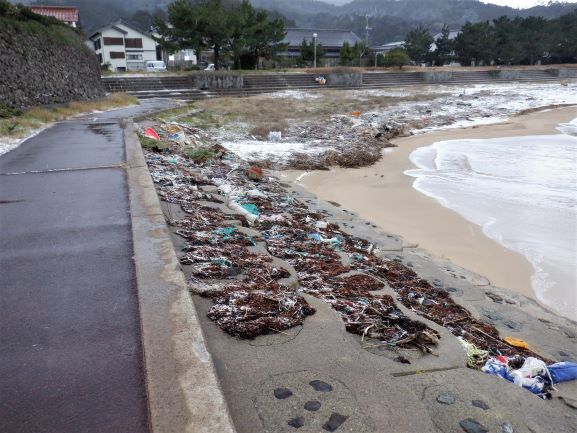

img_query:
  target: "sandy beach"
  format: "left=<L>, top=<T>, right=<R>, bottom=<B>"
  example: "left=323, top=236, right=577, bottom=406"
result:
left=287, top=106, right=577, bottom=304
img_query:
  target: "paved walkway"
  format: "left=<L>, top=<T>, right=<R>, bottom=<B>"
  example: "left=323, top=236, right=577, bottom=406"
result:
left=0, top=101, right=173, bottom=433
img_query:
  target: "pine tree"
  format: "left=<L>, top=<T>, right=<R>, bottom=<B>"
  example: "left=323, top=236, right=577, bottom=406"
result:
left=432, top=24, right=454, bottom=66
left=339, top=41, right=354, bottom=66
left=403, top=25, right=433, bottom=64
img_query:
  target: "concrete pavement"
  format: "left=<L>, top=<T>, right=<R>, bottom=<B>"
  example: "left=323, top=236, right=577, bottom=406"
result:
left=0, top=118, right=149, bottom=432
left=0, top=100, right=235, bottom=433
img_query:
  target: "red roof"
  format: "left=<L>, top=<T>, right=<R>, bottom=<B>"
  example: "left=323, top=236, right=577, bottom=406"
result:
left=31, top=6, right=79, bottom=23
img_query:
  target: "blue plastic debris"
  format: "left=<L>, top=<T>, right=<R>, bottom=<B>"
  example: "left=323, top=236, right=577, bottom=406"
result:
left=213, top=227, right=236, bottom=237
left=307, top=233, right=342, bottom=246
left=241, top=203, right=260, bottom=216
left=212, top=258, right=232, bottom=267
left=308, top=233, right=323, bottom=242
left=549, top=361, right=577, bottom=384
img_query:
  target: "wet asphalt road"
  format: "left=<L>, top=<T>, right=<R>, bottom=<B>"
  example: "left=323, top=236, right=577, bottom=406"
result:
left=0, top=101, right=176, bottom=432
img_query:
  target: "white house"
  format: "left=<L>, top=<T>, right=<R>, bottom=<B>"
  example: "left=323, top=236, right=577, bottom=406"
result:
left=149, top=30, right=198, bottom=67
left=88, top=20, right=160, bottom=71
left=430, top=30, right=461, bottom=66
left=429, top=30, right=460, bottom=52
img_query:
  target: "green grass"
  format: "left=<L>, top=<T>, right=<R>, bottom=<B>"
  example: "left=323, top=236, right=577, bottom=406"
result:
left=155, top=103, right=229, bottom=130
left=138, top=133, right=171, bottom=151
left=184, top=147, right=217, bottom=163
left=179, top=111, right=225, bottom=129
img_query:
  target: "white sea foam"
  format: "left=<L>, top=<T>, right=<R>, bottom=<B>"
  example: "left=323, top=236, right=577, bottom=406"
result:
left=221, top=139, right=330, bottom=162
left=405, top=123, right=577, bottom=320
left=557, top=118, right=577, bottom=136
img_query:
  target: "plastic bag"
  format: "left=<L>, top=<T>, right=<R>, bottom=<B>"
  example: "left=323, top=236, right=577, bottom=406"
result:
left=548, top=362, right=577, bottom=384
left=268, top=131, right=282, bottom=142
left=481, top=358, right=509, bottom=380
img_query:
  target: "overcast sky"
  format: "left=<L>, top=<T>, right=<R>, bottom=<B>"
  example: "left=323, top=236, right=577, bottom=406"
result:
left=480, top=0, right=577, bottom=8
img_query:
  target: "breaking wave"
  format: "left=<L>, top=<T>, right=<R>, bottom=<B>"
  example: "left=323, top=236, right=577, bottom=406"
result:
left=405, top=122, right=577, bottom=320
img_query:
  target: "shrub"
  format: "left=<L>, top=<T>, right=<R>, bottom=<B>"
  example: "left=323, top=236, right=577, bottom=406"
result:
left=0, top=103, right=22, bottom=118
left=383, top=48, right=411, bottom=69
left=185, top=147, right=217, bottom=163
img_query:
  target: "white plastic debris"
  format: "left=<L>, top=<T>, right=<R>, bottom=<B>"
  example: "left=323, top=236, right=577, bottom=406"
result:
left=268, top=131, right=282, bottom=142
left=228, top=201, right=258, bottom=224
left=247, top=189, right=267, bottom=198
left=315, top=221, right=328, bottom=229
left=218, top=184, right=234, bottom=195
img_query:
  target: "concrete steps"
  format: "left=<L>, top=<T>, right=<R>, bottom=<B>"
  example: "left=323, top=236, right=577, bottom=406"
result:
left=517, top=70, right=559, bottom=81
left=101, top=69, right=574, bottom=101
left=102, top=76, right=193, bottom=93
left=362, top=72, right=424, bottom=87
left=449, top=71, right=493, bottom=84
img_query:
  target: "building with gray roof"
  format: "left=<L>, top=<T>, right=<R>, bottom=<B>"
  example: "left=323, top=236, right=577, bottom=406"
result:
left=281, top=28, right=362, bottom=66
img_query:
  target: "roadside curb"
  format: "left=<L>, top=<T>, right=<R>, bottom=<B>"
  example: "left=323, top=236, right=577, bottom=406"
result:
left=123, top=119, right=236, bottom=433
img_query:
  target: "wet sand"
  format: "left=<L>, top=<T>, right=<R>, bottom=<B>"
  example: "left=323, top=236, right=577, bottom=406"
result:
left=286, top=106, right=577, bottom=301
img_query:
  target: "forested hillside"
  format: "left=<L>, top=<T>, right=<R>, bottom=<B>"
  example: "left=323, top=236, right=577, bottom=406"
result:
left=16, top=0, right=577, bottom=44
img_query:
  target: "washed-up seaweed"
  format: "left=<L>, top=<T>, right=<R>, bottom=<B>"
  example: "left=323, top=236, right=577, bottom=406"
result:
left=330, top=274, right=385, bottom=292
left=180, top=245, right=272, bottom=279
left=362, top=259, right=549, bottom=361
left=206, top=285, right=316, bottom=339
left=322, top=288, right=440, bottom=352
left=259, top=222, right=440, bottom=351
left=144, top=132, right=550, bottom=362
left=147, top=135, right=423, bottom=345
left=171, top=207, right=225, bottom=232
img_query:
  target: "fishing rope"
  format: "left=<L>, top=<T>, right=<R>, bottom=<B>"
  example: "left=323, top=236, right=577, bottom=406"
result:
left=458, top=337, right=489, bottom=369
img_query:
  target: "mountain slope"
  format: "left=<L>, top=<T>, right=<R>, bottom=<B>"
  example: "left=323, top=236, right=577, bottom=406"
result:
left=17, top=0, right=577, bottom=42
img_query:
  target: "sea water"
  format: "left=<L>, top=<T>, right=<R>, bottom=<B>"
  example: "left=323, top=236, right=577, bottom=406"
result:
left=406, top=119, right=577, bottom=320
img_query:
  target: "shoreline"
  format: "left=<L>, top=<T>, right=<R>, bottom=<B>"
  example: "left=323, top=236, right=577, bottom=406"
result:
left=286, top=106, right=577, bottom=311
left=139, top=109, right=577, bottom=433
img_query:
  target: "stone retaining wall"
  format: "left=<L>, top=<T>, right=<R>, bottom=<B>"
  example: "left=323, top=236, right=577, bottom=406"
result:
left=0, top=18, right=104, bottom=108
left=550, top=68, right=577, bottom=78
left=193, top=72, right=244, bottom=89
left=423, top=71, right=453, bottom=83
left=327, top=71, right=363, bottom=87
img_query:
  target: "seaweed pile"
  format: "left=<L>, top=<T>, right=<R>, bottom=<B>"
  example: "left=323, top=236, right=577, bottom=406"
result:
left=259, top=214, right=440, bottom=351
left=144, top=139, right=547, bottom=362
left=207, top=285, right=316, bottom=339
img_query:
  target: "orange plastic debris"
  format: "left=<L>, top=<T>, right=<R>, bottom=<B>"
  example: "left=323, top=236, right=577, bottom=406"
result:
left=247, top=166, right=264, bottom=181
left=350, top=111, right=361, bottom=117
left=504, top=337, right=529, bottom=349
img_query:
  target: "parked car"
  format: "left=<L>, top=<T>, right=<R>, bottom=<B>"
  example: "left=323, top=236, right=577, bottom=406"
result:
left=146, top=61, right=167, bottom=72
left=204, top=63, right=215, bottom=71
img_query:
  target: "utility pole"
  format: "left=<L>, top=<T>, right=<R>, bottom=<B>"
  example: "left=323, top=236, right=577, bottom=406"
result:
left=364, top=15, right=372, bottom=68
left=365, top=15, right=371, bottom=45
left=313, top=33, right=318, bottom=68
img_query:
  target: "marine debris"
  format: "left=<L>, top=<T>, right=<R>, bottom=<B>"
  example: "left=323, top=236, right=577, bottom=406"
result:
left=142, top=121, right=553, bottom=366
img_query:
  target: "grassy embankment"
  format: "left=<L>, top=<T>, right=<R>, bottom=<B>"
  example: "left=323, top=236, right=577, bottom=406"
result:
left=0, top=93, right=139, bottom=140
left=150, top=89, right=446, bottom=139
